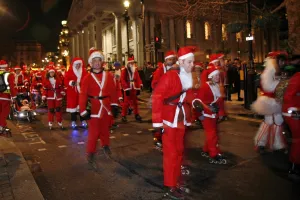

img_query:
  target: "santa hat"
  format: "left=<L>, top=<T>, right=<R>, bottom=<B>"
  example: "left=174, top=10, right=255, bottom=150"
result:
left=0, top=60, right=8, bottom=68
left=48, top=66, right=56, bottom=73
left=88, top=47, right=104, bottom=65
left=49, top=62, right=54, bottom=66
left=14, top=66, right=21, bottom=70
left=267, top=51, right=288, bottom=59
left=35, top=72, right=42, bottom=77
left=217, top=53, right=225, bottom=59
left=194, top=62, right=203, bottom=68
left=71, top=57, right=84, bottom=68
left=165, top=51, right=176, bottom=60
left=127, top=55, right=135, bottom=63
left=177, top=46, right=195, bottom=60
left=55, top=66, right=62, bottom=72
left=207, top=66, right=219, bottom=79
left=209, top=54, right=220, bottom=64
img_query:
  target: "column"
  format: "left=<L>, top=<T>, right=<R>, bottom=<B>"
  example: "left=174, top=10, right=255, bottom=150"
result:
left=83, top=26, right=89, bottom=63
left=115, top=15, right=122, bottom=62
left=95, top=17, right=103, bottom=50
left=149, top=13, right=155, bottom=62
left=75, top=34, right=79, bottom=57
left=70, top=36, right=75, bottom=59
left=88, top=22, right=95, bottom=49
left=161, top=18, right=169, bottom=50
left=144, top=13, right=150, bottom=62
left=137, top=18, right=145, bottom=67
left=79, top=31, right=84, bottom=59
left=175, top=19, right=184, bottom=47
left=169, top=18, right=176, bottom=51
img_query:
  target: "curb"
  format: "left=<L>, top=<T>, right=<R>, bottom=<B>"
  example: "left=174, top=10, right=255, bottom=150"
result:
left=0, top=125, right=44, bottom=200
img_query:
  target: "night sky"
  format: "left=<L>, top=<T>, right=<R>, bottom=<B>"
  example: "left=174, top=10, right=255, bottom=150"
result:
left=0, top=0, right=72, bottom=56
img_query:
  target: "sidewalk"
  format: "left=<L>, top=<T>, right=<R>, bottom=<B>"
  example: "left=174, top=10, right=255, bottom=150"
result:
left=0, top=122, right=44, bottom=200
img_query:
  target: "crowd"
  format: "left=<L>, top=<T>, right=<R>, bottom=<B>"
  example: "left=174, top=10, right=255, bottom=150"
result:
left=0, top=46, right=299, bottom=199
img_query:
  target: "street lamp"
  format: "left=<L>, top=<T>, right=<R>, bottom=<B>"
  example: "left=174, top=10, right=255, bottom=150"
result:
left=123, top=1, right=130, bottom=58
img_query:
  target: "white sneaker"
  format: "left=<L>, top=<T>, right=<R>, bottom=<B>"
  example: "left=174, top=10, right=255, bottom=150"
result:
left=82, top=120, right=88, bottom=128
left=58, top=122, right=63, bottom=127
left=71, top=121, right=77, bottom=128
left=49, top=122, right=53, bottom=130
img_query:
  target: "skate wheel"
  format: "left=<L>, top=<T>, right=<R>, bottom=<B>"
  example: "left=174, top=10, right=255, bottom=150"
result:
left=184, top=188, right=191, bottom=194
left=221, top=159, right=227, bottom=164
left=209, top=159, right=214, bottom=164
left=201, top=152, right=206, bottom=156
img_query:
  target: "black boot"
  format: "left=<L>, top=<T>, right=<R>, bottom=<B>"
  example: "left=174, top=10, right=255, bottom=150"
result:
left=163, top=187, right=185, bottom=200
left=87, top=153, right=98, bottom=171
left=127, top=108, right=133, bottom=115
left=135, top=114, right=142, bottom=122
left=121, top=116, right=127, bottom=122
left=103, top=146, right=112, bottom=158
left=288, top=163, right=300, bottom=182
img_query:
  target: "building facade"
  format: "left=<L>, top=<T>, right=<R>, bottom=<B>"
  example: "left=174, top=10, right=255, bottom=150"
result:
left=14, top=40, right=42, bottom=67
left=67, top=0, right=279, bottom=66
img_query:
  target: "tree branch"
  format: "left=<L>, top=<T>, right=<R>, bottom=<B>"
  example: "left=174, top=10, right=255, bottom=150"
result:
left=271, top=0, right=286, bottom=13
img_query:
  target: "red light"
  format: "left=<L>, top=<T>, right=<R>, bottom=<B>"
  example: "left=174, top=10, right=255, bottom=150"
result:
left=155, top=37, right=159, bottom=42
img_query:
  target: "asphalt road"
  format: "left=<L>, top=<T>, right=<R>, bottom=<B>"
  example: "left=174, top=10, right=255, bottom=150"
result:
left=9, top=94, right=300, bottom=200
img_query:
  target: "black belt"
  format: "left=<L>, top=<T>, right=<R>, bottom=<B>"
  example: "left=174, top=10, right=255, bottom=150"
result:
left=88, top=95, right=108, bottom=100
left=164, top=102, right=185, bottom=108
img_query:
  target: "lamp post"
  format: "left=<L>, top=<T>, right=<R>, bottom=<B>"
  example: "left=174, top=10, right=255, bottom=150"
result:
left=123, top=1, right=130, bottom=58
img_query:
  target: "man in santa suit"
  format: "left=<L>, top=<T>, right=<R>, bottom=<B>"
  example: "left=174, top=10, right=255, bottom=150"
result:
left=282, top=71, right=300, bottom=179
left=0, top=60, right=17, bottom=136
left=151, top=51, right=177, bottom=90
left=31, top=72, right=44, bottom=106
left=79, top=48, right=119, bottom=171
left=152, top=47, right=204, bottom=199
left=14, top=66, right=29, bottom=93
left=120, top=56, right=143, bottom=122
left=42, top=66, right=66, bottom=129
left=65, top=57, right=88, bottom=128
left=194, top=66, right=227, bottom=164
left=252, top=51, right=288, bottom=153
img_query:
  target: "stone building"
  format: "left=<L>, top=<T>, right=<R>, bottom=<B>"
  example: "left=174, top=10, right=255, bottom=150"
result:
left=67, top=0, right=279, bottom=66
left=14, top=40, right=42, bottom=67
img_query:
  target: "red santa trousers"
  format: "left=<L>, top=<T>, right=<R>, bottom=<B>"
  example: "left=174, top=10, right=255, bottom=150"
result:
left=87, top=112, right=110, bottom=153
left=0, top=100, right=10, bottom=127
left=285, top=117, right=300, bottom=165
left=47, top=99, right=62, bottom=123
left=122, top=90, right=139, bottom=116
left=202, top=117, right=221, bottom=157
left=162, top=123, right=185, bottom=187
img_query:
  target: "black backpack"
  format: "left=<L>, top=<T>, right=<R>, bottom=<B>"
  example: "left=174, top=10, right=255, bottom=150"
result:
left=0, top=72, right=8, bottom=93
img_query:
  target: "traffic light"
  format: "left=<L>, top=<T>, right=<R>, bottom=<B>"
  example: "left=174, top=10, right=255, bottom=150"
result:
left=155, top=36, right=161, bottom=50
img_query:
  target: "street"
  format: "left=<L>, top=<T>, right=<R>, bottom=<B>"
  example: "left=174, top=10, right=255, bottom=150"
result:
left=7, top=93, right=300, bottom=200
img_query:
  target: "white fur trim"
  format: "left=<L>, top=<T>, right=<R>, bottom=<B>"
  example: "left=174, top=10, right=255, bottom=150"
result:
left=165, top=55, right=176, bottom=60
left=48, top=69, right=55, bottom=72
left=127, top=60, right=135, bottom=63
left=178, top=52, right=194, bottom=60
left=208, top=70, right=220, bottom=78
left=110, top=103, right=118, bottom=106
left=251, top=96, right=282, bottom=115
left=192, top=99, right=202, bottom=108
left=0, top=64, right=8, bottom=68
left=69, top=80, right=74, bottom=86
left=73, top=60, right=82, bottom=66
left=80, top=110, right=88, bottom=116
left=153, top=123, right=163, bottom=128
left=88, top=51, right=104, bottom=64
left=209, top=60, right=219, bottom=64
left=124, top=88, right=131, bottom=91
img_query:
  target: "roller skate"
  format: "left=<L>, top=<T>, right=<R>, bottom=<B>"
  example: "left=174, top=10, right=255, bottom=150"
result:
left=181, top=165, right=191, bottom=176
left=87, top=153, right=98, bottom=171
left=81, top=120, right=88, bottom=129
left=48, top=122, right=53, bottom=130
left=0, top=127, right=12, bottom=137
left=200, top=151, right=209, bottom=158
left=177, top=183, right=190, bottom=194
left=71, top=121, right=77, bottom=129
left=58, top=122, right=64, bottom=130
left=121, top=116, right=128, bottom=123
left=256, top=146, right=267, bottom=154
left=163, top=187, right=185, bottom=200
left=103, top=146, right=112, bottom=159
left=208, top=154, right=227, bottom=165
left=288, top=163, right=300, bottom=182
left=110, top=123, right=119, bottom=131
left=135, top=114, right=142, bottom=123
left=127, top=107, right=133, bottom=115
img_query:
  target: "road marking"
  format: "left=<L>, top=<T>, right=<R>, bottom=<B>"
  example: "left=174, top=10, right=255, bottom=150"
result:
left=37, top=148, right=47, bottom=152
left=110, top=136, right=116, bottom=139
left=58, top=145, right=67, bottom=148
left=29, top=141, right=46, bottom=145
left=148, top=129, right=155, bottom=132
left=137, top=131, right=142, bottom=134
left=228, top=115, right=261, bottom=123
left=123, top=134, right=129, bottom=136
left=78, top=142, right=85, bottom=145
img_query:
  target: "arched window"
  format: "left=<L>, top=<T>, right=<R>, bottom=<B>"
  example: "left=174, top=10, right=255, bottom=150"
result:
left=204, top=22, right=211, bottom=40
left=186, top=20, right=192, bottom=39
left=222, top=24, right=227, bottom=41
left=236, top=32, right=242, bottom=42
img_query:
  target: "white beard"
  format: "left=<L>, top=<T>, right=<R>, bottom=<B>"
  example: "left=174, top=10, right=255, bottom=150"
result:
left=179, top=67, right=192, bottom=90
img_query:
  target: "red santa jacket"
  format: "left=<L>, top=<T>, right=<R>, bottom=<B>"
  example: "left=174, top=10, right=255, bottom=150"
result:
left=31, top=77, right=43, bottom=94
left=0, top=71, right=17, bottom=101
left=283, top=72, right=300, bottom=117
left=79, top=71, right=118, bottom=119
left=14, top=71, right=29, bottom=86
left=151, top=64, right=171, bottom=90
left=120, top=66, right=143, bottom=91
left=152, top=69, right=195, bottom=128
left=194, top=81, right=225, bottom=118
left=42, top=77, right=65, bottom=100
left=64, top=58, right=88, bottom=112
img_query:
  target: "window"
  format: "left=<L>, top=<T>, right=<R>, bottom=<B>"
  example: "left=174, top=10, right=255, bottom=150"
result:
left=204, top=22, right=211, bottom=40
left=236, top=32, right=242, bottom=42
left=186, top=20, right=192, bottom=39
left=222, top=24, right=227, bottom=41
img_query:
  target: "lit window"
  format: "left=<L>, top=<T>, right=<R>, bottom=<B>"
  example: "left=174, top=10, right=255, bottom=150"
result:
left=236, top=32, right=242, bottom=42
left=222, top=24, right=227, bottom=41
left=186, top=20, right=192, bottom=39
left=204, top=22, right=211, bottom=40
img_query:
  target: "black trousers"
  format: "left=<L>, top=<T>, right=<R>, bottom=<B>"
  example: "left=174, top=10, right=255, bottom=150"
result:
left=70, top=112, right=84, bottom=122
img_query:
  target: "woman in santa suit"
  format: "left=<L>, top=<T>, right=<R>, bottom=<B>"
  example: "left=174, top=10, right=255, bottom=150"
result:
left=64, top=57, right=88, bottom=128
left=194, top=66, right=227, bottom=164
left=42, top=67, right=66, bottom=130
